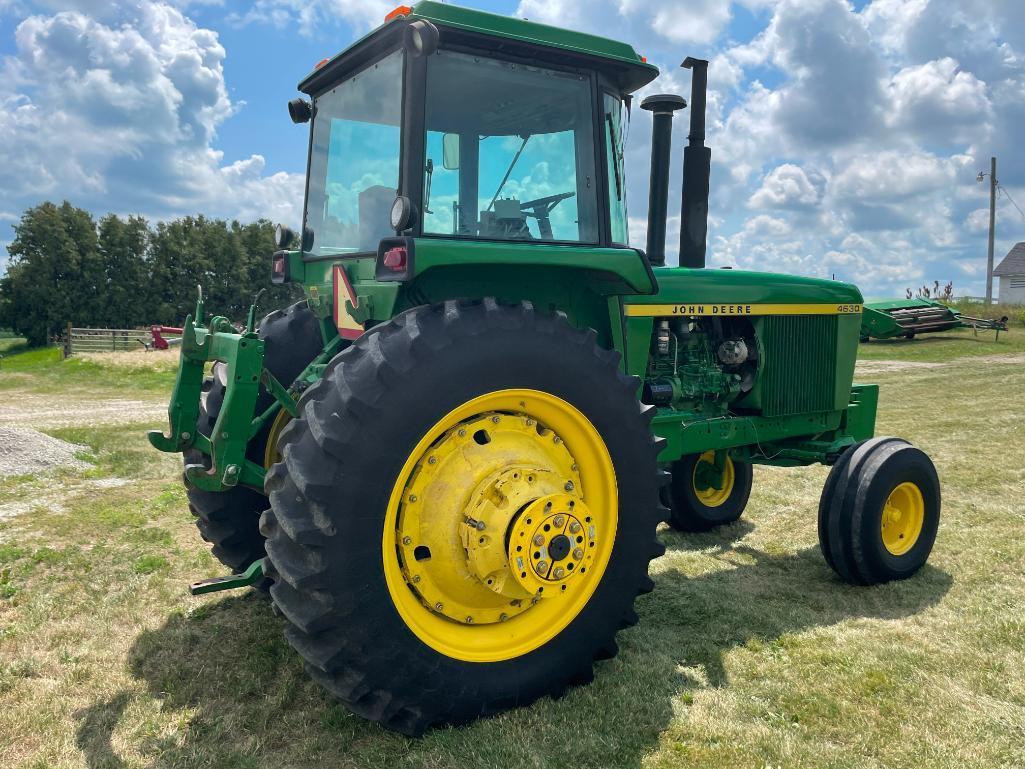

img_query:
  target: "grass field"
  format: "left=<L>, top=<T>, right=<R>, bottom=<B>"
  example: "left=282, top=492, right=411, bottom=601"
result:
left=1, top=329, right=1023, bottom=768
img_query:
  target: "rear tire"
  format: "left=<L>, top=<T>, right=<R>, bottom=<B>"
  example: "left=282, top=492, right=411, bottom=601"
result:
left=184, top=300, right=322, bottom=576
left=666, top=452, right=753, bottom=532
left=262, top=300, right=667, bottom=735
left=818, top=438, right=940, bottom=585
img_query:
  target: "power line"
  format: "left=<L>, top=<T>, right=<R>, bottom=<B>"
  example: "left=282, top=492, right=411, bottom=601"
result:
left=998, top=184, right=1025, bottom=222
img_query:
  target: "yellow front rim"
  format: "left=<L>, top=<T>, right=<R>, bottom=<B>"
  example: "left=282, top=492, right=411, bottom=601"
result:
left=881, top=481, right=925, bottom=556
left=692, top=451, right=735, bottom=508
left=382, top=389, right=617, bottom=663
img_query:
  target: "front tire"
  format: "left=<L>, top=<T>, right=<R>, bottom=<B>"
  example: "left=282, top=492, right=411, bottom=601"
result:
left=818, top=438, right=940, bottom=585
left=261, top=300, right=666, bottom=735
left=666, top=452, right=753, bottom=532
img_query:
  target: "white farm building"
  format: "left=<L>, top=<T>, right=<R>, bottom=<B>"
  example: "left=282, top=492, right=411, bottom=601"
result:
left=994, top=242, right=1025, bottom=305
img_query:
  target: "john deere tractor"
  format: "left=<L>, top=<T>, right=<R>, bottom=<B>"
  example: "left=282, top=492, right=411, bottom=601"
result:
left=150, top=2, right=941, bottom=735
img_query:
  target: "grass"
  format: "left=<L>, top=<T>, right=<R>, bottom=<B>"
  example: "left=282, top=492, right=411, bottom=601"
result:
left=0, top=344, right=177, bottom=394
left=0, top=336, right=1023, bottom=768
left=856, top=326, right=1025, bottom=362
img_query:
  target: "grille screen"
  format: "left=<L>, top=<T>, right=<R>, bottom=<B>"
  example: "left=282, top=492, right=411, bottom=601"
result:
left=761, top=315, right=838, bottom=417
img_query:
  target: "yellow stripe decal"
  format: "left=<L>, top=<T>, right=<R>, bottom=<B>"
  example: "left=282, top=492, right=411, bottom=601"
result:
left=622, top=303, right=863, bottom=317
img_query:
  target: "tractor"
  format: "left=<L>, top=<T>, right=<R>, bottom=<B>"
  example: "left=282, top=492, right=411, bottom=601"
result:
left=149, top=2, right=941, bottom=736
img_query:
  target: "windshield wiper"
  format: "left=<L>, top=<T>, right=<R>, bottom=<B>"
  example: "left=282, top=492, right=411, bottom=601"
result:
left=485, top=135, right=530, bottom=213
left=606, top=113, right=623, bottom=201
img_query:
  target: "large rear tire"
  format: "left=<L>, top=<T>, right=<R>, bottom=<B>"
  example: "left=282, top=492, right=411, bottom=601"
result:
left=261, top=300, right=667, bottom=735
left=184, top=300, right=322, bottom=574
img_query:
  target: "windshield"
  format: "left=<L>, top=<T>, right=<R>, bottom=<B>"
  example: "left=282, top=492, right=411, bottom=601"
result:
left=422, top=51, right=599, bottom=243
left=303, top=50, right=403, bottom=257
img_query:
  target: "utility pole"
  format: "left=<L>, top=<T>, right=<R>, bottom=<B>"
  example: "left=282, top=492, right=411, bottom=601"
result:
left=986, top=155, right=997, bottom=304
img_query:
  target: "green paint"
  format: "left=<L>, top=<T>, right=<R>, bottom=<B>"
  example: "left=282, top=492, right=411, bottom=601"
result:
left=189, top=559, right=265, bottom=595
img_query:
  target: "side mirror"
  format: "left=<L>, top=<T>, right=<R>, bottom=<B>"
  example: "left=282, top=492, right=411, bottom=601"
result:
left=442, top=134, right=460, bottom=170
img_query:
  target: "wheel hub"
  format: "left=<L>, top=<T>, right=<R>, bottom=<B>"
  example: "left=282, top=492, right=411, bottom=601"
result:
left=396, top=409, right=591, bottom=626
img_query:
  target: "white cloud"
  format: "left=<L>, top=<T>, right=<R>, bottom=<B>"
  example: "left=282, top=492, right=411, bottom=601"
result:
left=748, top=164, right=820, bottom=210
left=227, top=0, right=393, bottom=36
left=0, top=2, right=302, bottom=229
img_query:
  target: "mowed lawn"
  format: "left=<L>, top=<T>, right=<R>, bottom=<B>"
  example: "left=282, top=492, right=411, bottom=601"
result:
left=1, top=329, right=1023, bottom=769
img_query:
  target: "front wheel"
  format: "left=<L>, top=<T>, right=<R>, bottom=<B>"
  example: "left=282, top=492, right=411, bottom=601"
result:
left=818, top=438, right=940, bottom=585
left=666, top=452, right=753, bottom=532
left=261, top=300, right=666, bottom=735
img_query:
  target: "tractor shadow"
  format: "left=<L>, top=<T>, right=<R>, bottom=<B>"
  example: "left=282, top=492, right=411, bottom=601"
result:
left=81, top=537, right=951, bottom=769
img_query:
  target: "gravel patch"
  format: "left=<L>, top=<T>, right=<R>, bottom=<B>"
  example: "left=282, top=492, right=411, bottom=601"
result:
left=0, top=426, right=90, bottom=479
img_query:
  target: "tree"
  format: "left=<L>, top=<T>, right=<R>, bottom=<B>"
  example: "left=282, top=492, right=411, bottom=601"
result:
left=98, top=214, right=150, bottom=328
left=0, top=202, right=100, bottom=345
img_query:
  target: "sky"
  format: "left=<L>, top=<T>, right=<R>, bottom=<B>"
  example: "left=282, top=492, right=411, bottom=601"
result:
left=1, top=0, right=1024, bottom=297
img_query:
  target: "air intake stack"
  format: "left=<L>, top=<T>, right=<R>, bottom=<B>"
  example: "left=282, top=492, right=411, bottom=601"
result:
left=640, top=94, right=686, bottom=267
left=679, top=57, right=710, bottom=269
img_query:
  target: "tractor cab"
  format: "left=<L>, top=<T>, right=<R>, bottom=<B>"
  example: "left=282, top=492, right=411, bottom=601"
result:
left=290, top=2, right=658, bottom=259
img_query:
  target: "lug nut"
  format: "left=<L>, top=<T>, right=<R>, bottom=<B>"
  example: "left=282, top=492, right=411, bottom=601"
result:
left=458, top=428, right=466, bottom=437
left=476, top=520, right=486, bottom=531
left=572, top=548, right=584, bottom=559
left=428, top=456, right=437, bottom=465
left=537, top=560, right=549, bottom=572
left=402, top=536, right=412, bottom=545
left=553, top=514, right=565, bottom=528
left=553, top=436, right=561, bottom=444
left=492, top=415, right=501, bottom=423
left=553, top=567, right=565, bottom=579
left=533, top=534, right=545, bottom=546
left=499, top=613, right=509, bottom=622
left=434, top=602, right=444, bottom=611
left=569, top=521, right=581, bottom=533
left=408, top=494, right=417, bottom=502
left=465, top=616, right=474, bottom=624
left=412, top=575, right=421, bottom=583
left=564, top=481, right=575, bottom=492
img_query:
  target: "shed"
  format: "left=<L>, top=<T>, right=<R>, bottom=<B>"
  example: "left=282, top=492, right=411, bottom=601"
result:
left=994, top=242, right=1025, bottom=305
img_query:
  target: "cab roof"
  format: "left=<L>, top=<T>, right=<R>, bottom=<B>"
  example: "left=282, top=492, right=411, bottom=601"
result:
left=299, top=1, right=660, bottom=96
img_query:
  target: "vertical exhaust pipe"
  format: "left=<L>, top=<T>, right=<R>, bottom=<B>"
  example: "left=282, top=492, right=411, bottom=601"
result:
left=640, top=94, right=686, bottom=266
left=679, top=57, right=710, bottom=269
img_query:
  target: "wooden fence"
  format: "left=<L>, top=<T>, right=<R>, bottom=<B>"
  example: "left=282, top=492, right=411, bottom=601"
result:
left=65, top=324, right=151, bottom=356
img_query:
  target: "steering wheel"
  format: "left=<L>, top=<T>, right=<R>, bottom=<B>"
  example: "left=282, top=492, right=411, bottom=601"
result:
left=520, top=191, right=575, bottom=240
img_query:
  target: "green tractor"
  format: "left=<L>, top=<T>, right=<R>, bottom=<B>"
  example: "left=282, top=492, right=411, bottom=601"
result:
left=150, top=2, right=941, bottom=735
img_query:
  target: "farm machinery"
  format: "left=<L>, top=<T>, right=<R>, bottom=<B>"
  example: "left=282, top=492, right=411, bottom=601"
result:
left=860, top=297, right=1008, bottom=341
left=149, top=2, right=941, bottom=735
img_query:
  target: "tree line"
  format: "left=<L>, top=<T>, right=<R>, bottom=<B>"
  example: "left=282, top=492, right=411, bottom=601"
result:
left=0, top=201, right=298, bottom=346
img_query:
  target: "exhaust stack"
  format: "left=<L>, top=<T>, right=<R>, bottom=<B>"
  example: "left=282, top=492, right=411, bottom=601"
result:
left=679, top=57, right=710, bottom=269
left=640, top=94, right=686, bottom=266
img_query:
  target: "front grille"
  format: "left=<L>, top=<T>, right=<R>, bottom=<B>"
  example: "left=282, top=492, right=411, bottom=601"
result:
left=761, top=315, right=838, bottom=417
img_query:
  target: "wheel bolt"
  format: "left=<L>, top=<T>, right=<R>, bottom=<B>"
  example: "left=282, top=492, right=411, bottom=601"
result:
left=537, top=560, right=549, bottom=572
left=412, top=575, right=421, bottom=583
left=499, top=613, right=509, bottom=622
left=533, top=534, right=545, bottom=546
left=553, top=436, right=561, bottom=444
left=553, top=515, right=565, bottom=528
left=465, top=616, right=474, bottom=624
left=553, top=567, right=565, bottom=579
left=458, top=428, right=466, bottom=437
left=408, top=494, right=417, bottom=503
left=434, top=602, right=444, bottom=611
left=492, top=415, right=501, bottom=423
left=572, top=548, right=584, bottom=559
left=569, top=521, right=581, bottom=533
left=428, top=456, right=436, bottom=465
left=564, top=481, right=575, bottom=492
left=402, top=536, right=412, bottom=545
left=476, top=520, right=486, bottom=531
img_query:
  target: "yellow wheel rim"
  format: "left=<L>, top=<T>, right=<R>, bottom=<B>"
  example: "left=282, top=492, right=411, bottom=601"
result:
left=692, top=451, right=735, bottom=508
left=382, top=389, right=617, bottom=663
left=263, top=406, right=292, bottom=469
left=881, top=481, right=925, bottom=556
